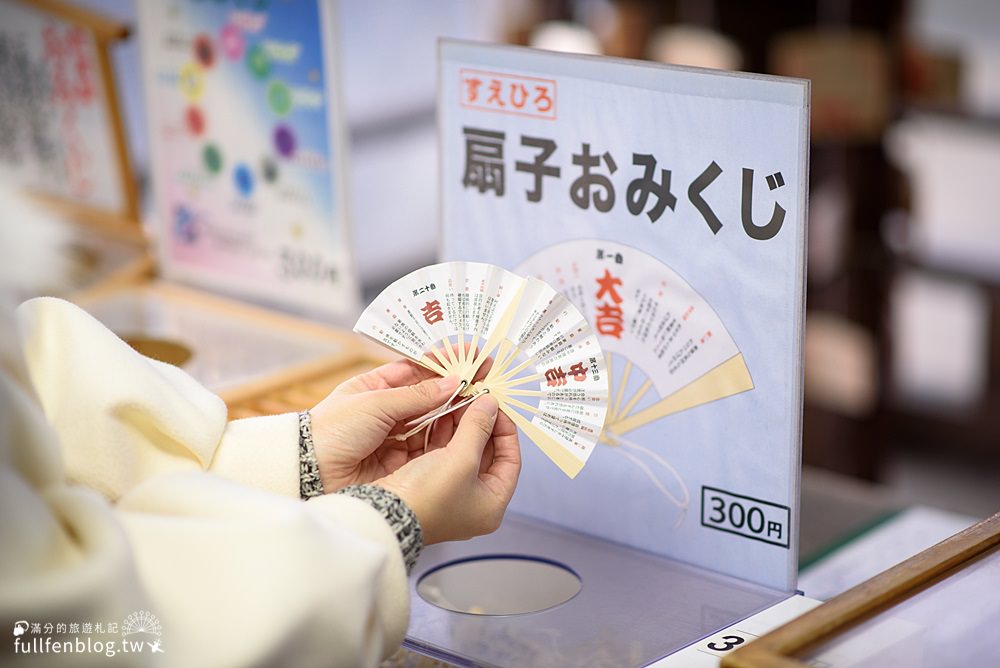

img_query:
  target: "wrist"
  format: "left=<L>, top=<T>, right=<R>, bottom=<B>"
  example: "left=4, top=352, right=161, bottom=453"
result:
left=337, top=483, right=424, bottom=573
left=375, top=477, right=438, bottom=546
left=297, top=411, right=324, bottom=500
left=306, top=402, right=366, bottom=492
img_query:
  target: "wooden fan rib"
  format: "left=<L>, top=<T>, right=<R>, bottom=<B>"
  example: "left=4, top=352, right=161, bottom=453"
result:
left=418, top=354, right=449, bottom=377
left=488, top=372, right=543, bottom=390
left=500, top=403, right=585, bottom=479
left=609, top=378, right=653, bottom=428
left=610, top=353, right=753, bottom=435
left=609, top=359, right=632, bottom=423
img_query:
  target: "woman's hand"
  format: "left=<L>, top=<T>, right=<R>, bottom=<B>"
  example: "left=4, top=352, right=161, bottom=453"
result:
left=308, top=359, right=461, bottom=492
left=376, top=394, right=521, bottom=545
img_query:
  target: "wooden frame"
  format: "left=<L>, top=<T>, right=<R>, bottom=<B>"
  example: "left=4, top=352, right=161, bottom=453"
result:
left=71, top=249, right=157, bottom=303
left=225, top=352, right=392, bottom=419
left=723, top=511, right=1000, bottom=667
left=11, top=0, right=141, bottom=241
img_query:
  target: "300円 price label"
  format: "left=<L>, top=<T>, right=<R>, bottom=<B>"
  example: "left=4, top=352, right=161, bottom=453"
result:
left=701, top=486, right=790, bottom=548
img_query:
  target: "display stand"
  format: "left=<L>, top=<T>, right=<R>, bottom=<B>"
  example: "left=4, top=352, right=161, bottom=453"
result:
left=407, top=516, right=793, bottom=666
left=403, top=40, right=811, bottom=666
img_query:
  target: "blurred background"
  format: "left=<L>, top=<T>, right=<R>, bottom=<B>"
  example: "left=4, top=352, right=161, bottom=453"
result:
left=5, top=0, right=999, bottom=557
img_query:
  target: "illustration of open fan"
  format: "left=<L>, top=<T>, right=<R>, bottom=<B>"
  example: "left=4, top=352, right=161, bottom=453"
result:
left=517, top=240, right=754, bottom=513
left=354, top=261, right=609, bottom=478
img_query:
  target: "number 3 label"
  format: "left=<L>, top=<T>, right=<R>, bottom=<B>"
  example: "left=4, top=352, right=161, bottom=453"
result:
left=707, top=635, right=745, bottom=651
left=701, top=630, right=757, bottom=656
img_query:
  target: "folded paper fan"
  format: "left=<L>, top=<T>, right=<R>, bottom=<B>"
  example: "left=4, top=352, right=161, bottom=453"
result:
left=517, top=240, right=754, bottom=512
left=354, top=261, right=609, bottom=478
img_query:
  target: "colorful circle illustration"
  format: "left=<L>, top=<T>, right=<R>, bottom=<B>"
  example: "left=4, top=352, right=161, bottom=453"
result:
left=273, top=124, right=296, bottom=158
left=173, top=205, right=198, bottom=244
left=185, top=106, right=205, bottom=136
left=203, top=144, right=223, bottom=174
left=267, top=80, right=293, bottom=116
left=219, top=24, right=244, bottom=60
left=233, top=163, right=255, bottom=197
left=261, top=157, right=279, bottom=184
left=246, top=44, right=270, bottom=80
left=179, top=62, right=205, bottom=102
left=193, top=33, right=215, bottom=68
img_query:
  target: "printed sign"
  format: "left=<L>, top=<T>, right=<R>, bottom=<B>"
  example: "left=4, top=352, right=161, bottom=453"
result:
left=140, top=0, right=358, bottom=320
left=0, top=1, right=132, bottom=219
left=439, top=40, right=809, bottom=591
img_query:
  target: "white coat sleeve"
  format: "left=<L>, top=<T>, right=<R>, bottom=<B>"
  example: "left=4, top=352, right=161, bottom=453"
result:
left=116, top=472, right=410, bottom=667
left=16, top=297, right=306, bottom=500
left=6, top=297, right=410, bottom=666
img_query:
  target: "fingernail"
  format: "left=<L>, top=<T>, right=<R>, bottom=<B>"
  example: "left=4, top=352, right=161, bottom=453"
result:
left=471, top=394, right=499, bottom=417
left=436, top=376, right=459, bottom=393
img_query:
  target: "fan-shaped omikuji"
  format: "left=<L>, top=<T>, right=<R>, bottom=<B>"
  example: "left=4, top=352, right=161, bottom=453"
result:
left=517, top=239, right=754, bottom=441
left=354, top=261, right=610, bottom=478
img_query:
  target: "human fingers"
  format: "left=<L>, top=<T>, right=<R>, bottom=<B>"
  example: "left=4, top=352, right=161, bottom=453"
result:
left=448, top=395, right=499, bottom=465
left=424, top=382, right=494, bottom=452
left=481, top=411, right=520, bottom=501
left=334, top=358, right=438, bottom=395
left=426, top=410, right=455, bottom=451
left=492, top=407, right=518, bottom=439
left=376, top=399, right=513, bottom=545
left=470, top=354, right=494, bottom=382
left=363, top=375, right=460, bottom=427
left=478, top=439, right=495, bottom=476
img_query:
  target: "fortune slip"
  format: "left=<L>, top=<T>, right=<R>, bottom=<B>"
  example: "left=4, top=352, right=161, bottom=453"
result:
left=354, top=261, right=609, bottom=478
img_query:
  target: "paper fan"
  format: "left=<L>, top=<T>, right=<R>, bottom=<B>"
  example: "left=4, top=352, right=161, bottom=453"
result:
left=516, top=240, right=754, bottom=511
left=353, top=261, right=609, bottom=478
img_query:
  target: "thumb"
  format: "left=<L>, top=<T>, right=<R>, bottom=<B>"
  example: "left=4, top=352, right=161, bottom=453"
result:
left=367, top=375, right=459, bottom=422
left=450, top=395, right=499, bottom=462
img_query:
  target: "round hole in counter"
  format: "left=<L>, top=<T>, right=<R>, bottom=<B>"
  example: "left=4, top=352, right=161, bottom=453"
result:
left=416, top=555, right=581, bottom=616
left=121, top=334, right=193, bottom=367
